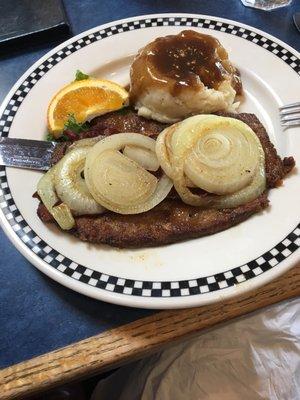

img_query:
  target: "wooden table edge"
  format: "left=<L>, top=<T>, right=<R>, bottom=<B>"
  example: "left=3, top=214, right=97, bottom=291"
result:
left=1, top=264, right=299, bottom=400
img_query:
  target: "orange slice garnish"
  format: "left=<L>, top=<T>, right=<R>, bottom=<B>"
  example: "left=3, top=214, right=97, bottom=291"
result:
left=47, top=79, right=129, bottom=138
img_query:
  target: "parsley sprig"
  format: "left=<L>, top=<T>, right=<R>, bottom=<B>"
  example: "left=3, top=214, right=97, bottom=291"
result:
left=75, top=70, right=90, bottom=81
left=64, top=114, right=89, bottom=134
left=47, top=114, right=90, bottom=142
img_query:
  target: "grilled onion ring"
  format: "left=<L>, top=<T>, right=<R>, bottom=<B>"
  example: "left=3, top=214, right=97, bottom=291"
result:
left=84, top=133, right=173, bottom=214
left=156, top=115, right=266, bottom=208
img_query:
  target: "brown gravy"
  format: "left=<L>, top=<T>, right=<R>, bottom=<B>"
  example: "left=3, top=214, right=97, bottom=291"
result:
left=130, top=30, right=242, bottom=102
left=150, top=30, right=241, bottom=94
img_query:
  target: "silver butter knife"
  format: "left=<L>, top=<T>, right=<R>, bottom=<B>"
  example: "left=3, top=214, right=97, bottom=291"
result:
left=0, top=138, right=59, bottom=171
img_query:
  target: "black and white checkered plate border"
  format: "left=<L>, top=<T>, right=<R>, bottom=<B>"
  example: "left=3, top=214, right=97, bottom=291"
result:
left=0, top=16, right=299, bottom=298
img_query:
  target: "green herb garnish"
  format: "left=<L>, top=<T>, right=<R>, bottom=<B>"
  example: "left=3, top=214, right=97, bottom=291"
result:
left=59, top=133, right=72, bottom=142
left=46, top=132, right=55, bottom=141
left=64, top=114, right=90, bottom=134
left=46, top=115, right=90, bottom=142
left=116, top=106, right=130, bottom=115
left=75, top=70, right=90, bottom=81
left=46, top=131, right=70, bottom=142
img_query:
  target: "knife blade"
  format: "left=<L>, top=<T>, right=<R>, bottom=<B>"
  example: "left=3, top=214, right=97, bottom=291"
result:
left=0, top=137, right=59, bottom=170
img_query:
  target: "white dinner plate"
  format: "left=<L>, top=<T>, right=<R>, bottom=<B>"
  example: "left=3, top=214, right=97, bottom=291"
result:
left=0, top=14, right=299, bottom=309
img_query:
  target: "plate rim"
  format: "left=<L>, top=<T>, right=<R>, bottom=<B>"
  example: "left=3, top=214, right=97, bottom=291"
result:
left=0, top=13, right=299, bottom=309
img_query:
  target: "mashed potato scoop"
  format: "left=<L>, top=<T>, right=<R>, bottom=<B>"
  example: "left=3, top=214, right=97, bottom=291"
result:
left=130, top=30, right=242, bottom=123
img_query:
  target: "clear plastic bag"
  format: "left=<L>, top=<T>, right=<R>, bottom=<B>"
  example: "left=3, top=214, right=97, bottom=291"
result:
left=92, top=299, right=300, bottom=400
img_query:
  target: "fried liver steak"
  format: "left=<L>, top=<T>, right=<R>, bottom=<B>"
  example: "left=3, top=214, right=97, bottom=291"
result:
left=39, top=111, right=295, bottom=248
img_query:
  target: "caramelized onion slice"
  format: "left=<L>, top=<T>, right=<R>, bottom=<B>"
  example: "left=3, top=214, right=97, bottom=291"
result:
left=67, top=135, right=105, bottom=153
left=37, top=167, right=75, bottom=230
left=183, top=123, right=260, bottom=195
left=174, top=160, right=266, bottom=209
left=85, top=150, right=157, bottom=213
left=213, top=159, right=266, bottom=208
left=170, top=115, right=218, bottom=163
left=86, top=132, right=157, bottom=154
left=156, top=115, right=266, bottom=209
left=54, top=148, right=105, bottom=215
left=85, top=133, right=173, bottom=214
left=51, top=203, right=75, bottom=230
left=123, top=145, right=159, bottom=171
left=156, top=116, right=217, bottom=179
left=155, top=128, right=173, bottom=178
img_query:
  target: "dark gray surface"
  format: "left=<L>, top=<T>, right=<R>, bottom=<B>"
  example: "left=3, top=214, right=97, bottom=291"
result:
left=0, top=0, right=299, bottom=369
left=0, top=0, right=69, bottom=47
